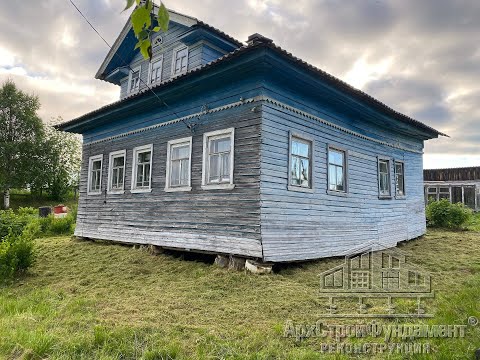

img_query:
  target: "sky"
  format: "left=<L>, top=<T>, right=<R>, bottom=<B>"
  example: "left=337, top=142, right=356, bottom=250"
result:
left=0, top=0, right=479, bottom=169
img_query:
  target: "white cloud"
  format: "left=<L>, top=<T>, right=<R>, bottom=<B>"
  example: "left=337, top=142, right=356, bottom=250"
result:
left=0, top=0, right=478, bottom=169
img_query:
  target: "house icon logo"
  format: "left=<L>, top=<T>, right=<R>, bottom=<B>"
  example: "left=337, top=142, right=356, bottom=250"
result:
left=319, top=243, right=434, bottom=318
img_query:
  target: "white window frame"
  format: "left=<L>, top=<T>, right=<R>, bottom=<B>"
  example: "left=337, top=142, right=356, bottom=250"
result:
left=394, top=160, right=406, bottom=198
left=165, top=136, right=192, bottom=192
left=148, top=55, right=164, bottom=84
left=327, top=144, right=349, bottom=196
left=131, top=144, right=153, bottom=193
left=107, top=150, right=126, bottom=194
left=288, top=132, right=314, bottom=193
left=171, top=45, right=189, bottom=76
left=127, top=65, right=141, bottom=94
left=202, top=128, right=235, bottom=190
left=378, top=157, right=392, bottom=199
left=87, top=154, right=103, bottom=196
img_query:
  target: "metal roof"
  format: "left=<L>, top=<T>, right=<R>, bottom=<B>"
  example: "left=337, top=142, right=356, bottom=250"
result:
left=58, top=35, right=446, bottom=138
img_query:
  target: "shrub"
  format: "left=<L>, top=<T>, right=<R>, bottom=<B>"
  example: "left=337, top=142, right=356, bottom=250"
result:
left=47, top=214, right=76, bottom=236
left=426, top=199, right=473, bottom=229
left=0, top=231, right=35, bottom=281
left=0, top=208, right=37, bottom=239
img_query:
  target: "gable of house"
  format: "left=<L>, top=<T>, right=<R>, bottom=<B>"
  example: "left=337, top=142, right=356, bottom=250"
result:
left=96, top=8, right=242, bottom=100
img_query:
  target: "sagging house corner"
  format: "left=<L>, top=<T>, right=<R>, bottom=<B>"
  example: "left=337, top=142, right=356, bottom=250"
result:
left=56, top=9, right=446, bottom=263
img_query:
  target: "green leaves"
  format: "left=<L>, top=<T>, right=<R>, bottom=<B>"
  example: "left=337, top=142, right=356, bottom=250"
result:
left=131, top=6, right=151, bottom=35
left=123, top=0, right=135, bottom=11
left=125, top=0, right=170, bottom=60
left=157, top=3, right=169, bottom=32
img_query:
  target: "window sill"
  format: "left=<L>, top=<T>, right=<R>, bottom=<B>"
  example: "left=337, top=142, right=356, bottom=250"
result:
left=87, top=192, right=102, bottom=196
left=327, top=190, right=348, bottom=197
left=288, top=185, right=314, bottom=193
left=378, top=195, right=392, bottom=200
left=107, top=190, right=125, bottom=195
left=130, top=188, right=153, bottom=194
left=395, top=195, right=406, bottom=200
left=201, top=183, right=235, bottom=191
left=164, top=186, right=192, bottom=193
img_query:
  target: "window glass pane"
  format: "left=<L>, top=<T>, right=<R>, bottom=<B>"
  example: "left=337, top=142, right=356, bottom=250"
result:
left=300, top=158, right=310, bottom=187
left=113, top=156, right=124, bottom=167
left=291, top=139, right=310, bottom=157
left=209, top=154, right=219, bottom=182
left=210, top=137, right=230, bottom=154
left=221, top=153, right=230, bottom=181
left=380, top=174, right=387, bottom=192
left=328, top=166, right=336, bottom=190
left=117, top=168, right=124, bottom=187
left=180, top=159, right=189, bottom=185
left=136, top=164, right=143, bottom=186
left=172, top=145, right=189, bottom=160
left=395, top=163, right=403, bottom=175
left=171, top=160, right=180, bottom=186
left=291, top=157, right=300, bottom=186
left=143, top=164, right=150, bottom=186
left=93, top=160, right=101, bottom=170
left=379, top=161, right=388, bottom=173
left=336, top=167, right=344, bottom=191
left=329, top=149, right=343, bottom=166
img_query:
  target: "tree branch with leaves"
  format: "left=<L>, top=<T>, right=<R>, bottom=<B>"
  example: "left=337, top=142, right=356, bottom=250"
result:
left=125, top=0, right=170, bottom=60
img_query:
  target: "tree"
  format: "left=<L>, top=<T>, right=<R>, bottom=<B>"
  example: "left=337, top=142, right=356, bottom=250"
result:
left=0, top=80, right=45, bottom=209
left=32, top=122, right=82, bottom=201
left=125, top=0, right=170, bottom=60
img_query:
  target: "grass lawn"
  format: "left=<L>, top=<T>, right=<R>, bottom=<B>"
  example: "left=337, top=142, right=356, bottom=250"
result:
left=1, top=230, right=479, bottom=359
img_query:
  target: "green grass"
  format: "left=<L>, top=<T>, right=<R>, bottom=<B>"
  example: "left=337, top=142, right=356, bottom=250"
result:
left=467, top=212, right=480, bottom=231
left=7, top=190, right=78, bottom=211
left=1, top=230, right=479, bottom=359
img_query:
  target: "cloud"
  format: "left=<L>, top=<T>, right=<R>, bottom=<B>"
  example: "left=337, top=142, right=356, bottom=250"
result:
left=0, top=0, right=479, bottom=168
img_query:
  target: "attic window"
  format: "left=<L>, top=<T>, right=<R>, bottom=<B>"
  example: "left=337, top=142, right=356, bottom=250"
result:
left=171, top=45, right=188, bottom=76
left=128, top=66, right=141, bottom=93
left=149, top=56, right=163, bottom=84
left=153, top=36, right=163, bottom=47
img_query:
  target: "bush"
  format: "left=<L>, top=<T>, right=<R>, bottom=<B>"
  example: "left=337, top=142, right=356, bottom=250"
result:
left=0, top=231, right=35, bottom=281
left=426, top=199, right=473, bottom=229
left=46, top=214, right=76, bottom=236
left=0, top=208, right=37, bottom=239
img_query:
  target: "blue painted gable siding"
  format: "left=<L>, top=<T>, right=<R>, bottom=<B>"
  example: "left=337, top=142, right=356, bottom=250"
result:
left=118, top=23, right=231, bottom=99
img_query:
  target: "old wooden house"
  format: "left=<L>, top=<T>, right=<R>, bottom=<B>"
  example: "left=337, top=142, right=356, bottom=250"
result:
left=424, top=167, right=480, bottom=211
left=58, top=9, right=445, bottom=262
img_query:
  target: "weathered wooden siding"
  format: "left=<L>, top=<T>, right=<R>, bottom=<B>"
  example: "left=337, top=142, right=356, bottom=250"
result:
left=259, top=100, right=426, bottom=262
left=76, top=102, right=263, bottom=258
left=424, top=167, right=480, bottom=181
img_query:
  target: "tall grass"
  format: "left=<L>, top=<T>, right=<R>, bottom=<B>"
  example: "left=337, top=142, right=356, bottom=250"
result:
left=0, top=229, right=479, bottom=359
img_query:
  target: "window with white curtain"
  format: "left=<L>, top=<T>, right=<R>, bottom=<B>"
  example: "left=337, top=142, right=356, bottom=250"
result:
left=108, top=150, right=126, bottom=193
left=378, top=158, right=391, bottom=198
left=88, top=154, right=103, bottom=195
left=395, top=161, right=405, bottom=197
left=289, top=135, right=313, bottom=190
left=131, top=144, right=153, bottom=193
left=328, top=147, right=347, bottom=192
left=165, top=137, right=192, bottom=192
left=202, top=128, right=235, bottom=190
